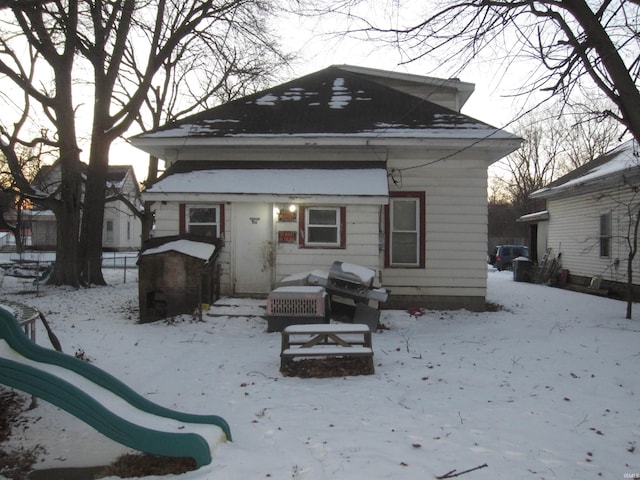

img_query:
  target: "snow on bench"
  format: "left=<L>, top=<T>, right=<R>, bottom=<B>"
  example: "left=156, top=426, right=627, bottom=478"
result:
left=280, top=323, right=374, bottom=374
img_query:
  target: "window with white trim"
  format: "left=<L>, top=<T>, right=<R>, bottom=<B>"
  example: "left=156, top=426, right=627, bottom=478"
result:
left=304, top=207, right=342, bottom=247
left=105, top=220, right=114, bottom=242
left=186, top=205, right=220, bottom=239
left=600, top=212, right=611, bottom=258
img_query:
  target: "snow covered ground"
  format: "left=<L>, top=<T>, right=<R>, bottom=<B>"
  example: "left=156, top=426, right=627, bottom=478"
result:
left=1, top=260, right=639, bottom=479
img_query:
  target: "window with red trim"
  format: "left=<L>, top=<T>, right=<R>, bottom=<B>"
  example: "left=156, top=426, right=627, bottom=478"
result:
left=385, top=193, right=425, bottom=268
left=299, top=206, right=346, bottom=248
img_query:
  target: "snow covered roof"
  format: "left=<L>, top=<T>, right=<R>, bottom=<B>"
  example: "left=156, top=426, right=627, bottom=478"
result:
left=143, top=168, right=389, bottom=199
left=129, top=65, right=519, bottom=158
left=517, top=210, right=549, bottom=222
left=531, top=140, right=640, bottom=200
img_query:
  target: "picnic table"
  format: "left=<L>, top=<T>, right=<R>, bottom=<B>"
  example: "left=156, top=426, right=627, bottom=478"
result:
left=280, top=323, right=374, bottom=374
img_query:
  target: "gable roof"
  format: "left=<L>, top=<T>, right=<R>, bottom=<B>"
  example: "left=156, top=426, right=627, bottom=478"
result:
left=130, top=65, right=519, bottom=157
left=32, top=162, right=140, bottom=197
left=531, top=139, right=640, bottom=200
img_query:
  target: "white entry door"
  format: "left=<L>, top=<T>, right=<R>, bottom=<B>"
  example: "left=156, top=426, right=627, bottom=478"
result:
left=232, top=203, right=274, bottom=294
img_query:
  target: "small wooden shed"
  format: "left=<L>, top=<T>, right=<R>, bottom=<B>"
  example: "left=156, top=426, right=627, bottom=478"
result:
left=138, top=235, right=221, bottom=323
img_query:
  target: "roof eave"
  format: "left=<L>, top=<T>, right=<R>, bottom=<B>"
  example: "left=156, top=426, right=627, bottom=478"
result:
left=143, top=192, right=389, bottom=205
left=335, top=64, right=476, bottom=107
left=531, top=169, right=640, bottom=200
left=130, top=134, right=521, bottom=159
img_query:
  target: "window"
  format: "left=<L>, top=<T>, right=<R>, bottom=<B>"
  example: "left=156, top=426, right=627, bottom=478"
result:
left=600, top=212, right=611, bottom=257
left=105, top=220, right=114, bottom=243
left=300, top=207, right=345, bottom=248
left=385, top=192, right=425, bottom=267
left=180, top=204, right=223, bottom=239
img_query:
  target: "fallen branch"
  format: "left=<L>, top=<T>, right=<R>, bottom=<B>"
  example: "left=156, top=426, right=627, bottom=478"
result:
left=436, top=463, right=488, bottom=479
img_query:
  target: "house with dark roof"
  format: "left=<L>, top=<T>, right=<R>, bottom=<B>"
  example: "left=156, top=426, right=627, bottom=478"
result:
left=29, top=163, right=142, bottom=251
left=527, top=139, right=640, bottom=296
left=130, top=65, right=521, bottom=310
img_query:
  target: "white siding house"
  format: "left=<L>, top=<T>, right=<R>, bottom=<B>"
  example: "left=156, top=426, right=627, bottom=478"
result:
left=530, top=140, right=640, bottom=294
left=102, top=166, right=143, bottom=251
left=30, top=163, right=143, bottom=251
left=131, top=65, right=520, bottom=310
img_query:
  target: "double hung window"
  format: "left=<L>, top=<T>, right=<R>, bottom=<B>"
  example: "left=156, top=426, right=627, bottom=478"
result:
left=301, top=207, right=345, bottom=248
left=181, top=205, right=222, bottom=239
left=386, top=193, right=425, bottom=267
left=599, top=212, right=611, bottom=258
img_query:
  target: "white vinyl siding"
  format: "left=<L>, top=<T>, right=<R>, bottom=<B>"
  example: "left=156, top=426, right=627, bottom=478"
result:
left=102, top=169, right=142, bottom=250
left=148, top=147, right=499, bottom=304
left=382, top=155, right=490, bottom=299
left=275, top=204, right=381, bottom=283
left=547, top=189, right=640, bottom=285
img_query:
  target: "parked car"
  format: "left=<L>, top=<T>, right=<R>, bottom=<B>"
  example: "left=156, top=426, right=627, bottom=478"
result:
left=490, top=245, right=529, bottom=271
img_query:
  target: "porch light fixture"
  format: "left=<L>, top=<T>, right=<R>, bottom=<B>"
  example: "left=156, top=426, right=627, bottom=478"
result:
left=274, top=204, right=296, bottom=215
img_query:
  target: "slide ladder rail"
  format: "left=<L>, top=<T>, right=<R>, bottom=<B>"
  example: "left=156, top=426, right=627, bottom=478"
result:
left=0, top=308, right=231, bottom=467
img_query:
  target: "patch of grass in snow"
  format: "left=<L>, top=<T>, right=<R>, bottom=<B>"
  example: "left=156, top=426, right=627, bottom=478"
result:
left=0, top=387, right=45, bottom=480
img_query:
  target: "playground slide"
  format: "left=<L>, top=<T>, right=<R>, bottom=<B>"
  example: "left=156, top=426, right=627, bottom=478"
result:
left=0, top=307, right=231, bottom=468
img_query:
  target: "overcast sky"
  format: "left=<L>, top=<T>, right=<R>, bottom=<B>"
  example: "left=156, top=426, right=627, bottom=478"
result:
left=116, top=10, right=536, bottom=182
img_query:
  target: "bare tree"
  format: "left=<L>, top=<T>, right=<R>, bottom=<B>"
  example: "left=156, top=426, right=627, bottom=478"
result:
left=559, top=100, right=626, bottom=172
left=492, top=101, right=623, bottom=213
left=126, top=10, right=289, bottom=241
left=299, top=0, right=640, bottom=143
left=0, top=26, right=84, bottom=286
left=0, top=0, right=285, bottom=286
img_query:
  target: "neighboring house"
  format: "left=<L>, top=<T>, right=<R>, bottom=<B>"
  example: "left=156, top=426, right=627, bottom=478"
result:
left=30, top=163, right=143, bottom=251
left=528, top=139, right=640, bottom=295
left=130, top=65, right=520, bottom=310
left=26, top=209, right=56, bottom=250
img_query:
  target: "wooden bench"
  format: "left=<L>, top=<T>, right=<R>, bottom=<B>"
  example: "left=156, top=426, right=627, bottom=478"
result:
left=280, top=324, right=374, bottom=374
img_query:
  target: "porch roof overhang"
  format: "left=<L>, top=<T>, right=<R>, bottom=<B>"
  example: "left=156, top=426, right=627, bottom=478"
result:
left=142, top=168, right=389, bottom=205
left=517, top=210, right=549, bottom=222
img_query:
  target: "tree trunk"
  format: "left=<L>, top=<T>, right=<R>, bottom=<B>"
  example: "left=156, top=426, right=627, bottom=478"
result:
left=141, top=202, right=154, bottom=242
left=627, top=254, right=633, bottom=320
left=626, top=205, right=640, bottom=319
left=79, top=139, right=109, bottom=286
left=50, top=64, right=83, bottom=287
left=50, top=164, right=82, bottom=287
left=13, top=205, right=23, bottom=254
left=563, top=0, right=640, bottom=144
left=140, top=155, right=160, bottom=242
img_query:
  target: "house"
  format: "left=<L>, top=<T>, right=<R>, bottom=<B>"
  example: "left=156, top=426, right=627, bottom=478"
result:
left=528, top=139, right=640, bottom=296
left=30, top=163, right=143, bottom=251
left=130, top=65, right=521, bottom=310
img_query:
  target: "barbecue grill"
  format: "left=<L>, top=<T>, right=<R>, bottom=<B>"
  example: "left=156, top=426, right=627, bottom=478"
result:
left=324, top=261, right=388, bottom=304
left=270, top=261, right=389, bottom=332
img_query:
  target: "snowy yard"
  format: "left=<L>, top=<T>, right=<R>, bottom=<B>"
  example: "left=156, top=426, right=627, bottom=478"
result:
left=1, top=262, right=639, bottom=479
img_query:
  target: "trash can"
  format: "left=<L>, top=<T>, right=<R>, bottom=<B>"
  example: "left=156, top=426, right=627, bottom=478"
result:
left=513, top=257, right=533, bottom=282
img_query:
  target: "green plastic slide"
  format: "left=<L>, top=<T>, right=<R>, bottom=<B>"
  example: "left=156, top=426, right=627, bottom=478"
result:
left=0, top=307, right=231, bottom=468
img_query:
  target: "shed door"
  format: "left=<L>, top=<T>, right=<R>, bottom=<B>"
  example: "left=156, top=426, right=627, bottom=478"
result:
left=232, top=203, right=273, bottom=294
